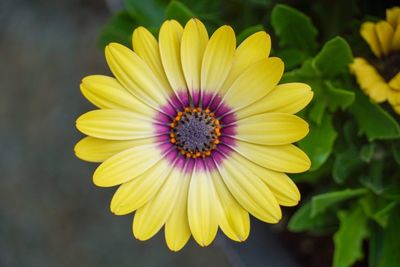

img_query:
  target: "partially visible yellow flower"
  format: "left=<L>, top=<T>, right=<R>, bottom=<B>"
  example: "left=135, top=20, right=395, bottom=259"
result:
left=350, top=7, right=400, bottom=114
left=74, top=18, right=313, bottom=251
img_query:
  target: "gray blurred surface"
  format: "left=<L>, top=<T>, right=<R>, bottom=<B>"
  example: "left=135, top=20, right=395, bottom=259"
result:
left=0, top=0, right=299, bottom=266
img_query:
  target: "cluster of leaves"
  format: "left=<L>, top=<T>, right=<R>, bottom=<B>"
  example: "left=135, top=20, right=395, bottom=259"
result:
left=98, top=1, right=400, bottom=266
left=99, top=0, right=275, bottom=48
left=273, top=5, right=400, bottom=267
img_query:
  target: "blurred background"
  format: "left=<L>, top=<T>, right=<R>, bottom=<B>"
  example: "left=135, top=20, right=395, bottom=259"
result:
left=0, top=0, right=299, bottom=266
left=1, top=0, right=398, bottom=266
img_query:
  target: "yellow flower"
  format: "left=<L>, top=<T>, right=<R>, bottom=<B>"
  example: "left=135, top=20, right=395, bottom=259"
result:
left=350, top=7, right=400, bottom=114
left=74, top=19, right=313, bottom=251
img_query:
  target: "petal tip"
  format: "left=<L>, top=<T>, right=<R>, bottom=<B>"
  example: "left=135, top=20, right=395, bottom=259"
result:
left=92, top=168, right=111, bottom=187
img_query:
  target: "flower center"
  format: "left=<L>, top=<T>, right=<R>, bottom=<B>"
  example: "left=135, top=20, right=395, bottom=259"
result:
left=375, top=51, right=400, bottom=81
left=169, top=107, right=221, bottom=158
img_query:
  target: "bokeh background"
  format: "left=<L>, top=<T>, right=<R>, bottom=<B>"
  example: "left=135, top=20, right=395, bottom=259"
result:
left=0, top=0, right=300, bottom=266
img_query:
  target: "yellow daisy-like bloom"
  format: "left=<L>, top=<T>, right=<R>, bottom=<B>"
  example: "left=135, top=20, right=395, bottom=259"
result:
left=75, top=19, right=313, bottom=251
left=350, top=7, right=400, bottom=114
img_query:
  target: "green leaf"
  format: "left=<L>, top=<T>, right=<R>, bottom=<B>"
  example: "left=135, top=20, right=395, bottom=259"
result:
left=359, top=195, right=396, bottom=227
left=383, top=186, right=400, bottom=201
left=325, top=81, right=355, bottom=111
left=98, top=11, right=137, bottom=48
left=311, top=0, right=359, bottom=41
left=245, top=0, right=270, bottom=6
left=373, top=202, right=397, bottom=227
left=166, top=0, right=195, bottom=26
left=349, top=90, right=400, bottom=141
left=291, top=159, right=332, bottom=184
left=360, top=143, right=376, bottom=162
left=369, top=224, right=384, bottom=267
left=236, top=25, right=264, bottom=45
left=273, top=48, right=307, bottom=70
left=271, top=4, right=318, bottom=55
left=379, top=209, right=400, bottom=267
left=123, top=0, right=166, bottom=27
left=333, top=148, right=363, bottom=184
left=299, top=113, right=337, bottom=171
left=359, top=160, right=384, bottom=195
left=333, top=206, right=369, bottom=267
left=288, top=201, right=336, bottom=233
left=281, top=59, right=318, bottom=82
left=312, top=37, right=353, bottom=77
left=308, top=100, right=326, bottom=125
left=342, top=120, right=359, bottom=148
left=311, top=188, right=368, bottom=217
left=391, top=141, right=400, bottom=165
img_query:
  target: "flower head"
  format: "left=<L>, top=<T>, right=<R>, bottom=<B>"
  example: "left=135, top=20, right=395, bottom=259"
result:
left=350, top=7, right=400, bottom=113
left=75, top=19, right=313, bottom=251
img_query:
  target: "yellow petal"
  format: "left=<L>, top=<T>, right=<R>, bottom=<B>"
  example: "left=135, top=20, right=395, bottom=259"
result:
left=159, top=20, right=187, bottom=93
left=210, top=170, right=250, bottom=242
left=110, top=160, right=172, bottom=215
left=131, top=170, right=181, bottom=240
left=361, top=22, right=382, bottom=57
left=223, top=57, right=284, bottom=111
left=350, top=58, right=388, bottom=102
left=376, top=21, right=394, bottom=55
left=201, top=25, right=236, bottom=93
left=181, top=19, right=209, bottom=96
left=392, top=26, right=400, bottom=51
left=105, top=43, right=168, bottom=109
left=388, top=90, right=400, bottom=106
left=80, top=75, right=155, bottom=115
left=393, top=104, right=400, bottom=114
left=236, top=83, right=313, bottom=119
left=220, top=31, right=271, bottom=95
left=242, top=159, right=301, bottom=206
left=216, top=153, right=281, bottom=223
left=368, top=82, right=390, bottom=103
left=165, top=171, right=191, bottom=251
left=93, top=143, right=161, bottom=187
left=350, top=58, right=378, bottom=89
left=74, top=137, right=151, bottom=163
left=234, top=140, right=311, bottom=173
left=389, top=73, right=400, bottom=91
left=76, top=109, right=154, bottom=140
left=386, top=7, right=400, bottom=27
left=188, top=162, right=219, bottom=246
left=132, top=167, right=183, bottom=241
left=132, top=27, right=173, bottom=95
left=236, top=113, right=309, bottom=145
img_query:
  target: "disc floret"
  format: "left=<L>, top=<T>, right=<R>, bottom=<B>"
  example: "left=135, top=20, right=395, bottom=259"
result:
left=169, top=107, right=221, bottom=158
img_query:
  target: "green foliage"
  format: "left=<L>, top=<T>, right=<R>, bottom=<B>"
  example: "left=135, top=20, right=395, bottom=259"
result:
left=332, top=148, right=362, bottom=184
left=311, top=188, right=367, bottom=217
left=369, top=225, right=384, bottom=267
left=288, top=201, right=337, bottom=233
left=166, top=1, right=195, bottom=25
left=98, top=0, right=274, bottom=48
left=274, top=48, right=307, bottom=70
left=324, top=82, right=355, bottom=111
left=98, top=11, right=137, bottom=48
left=349, top=90, right=400, bottom=141
left=271, top=4, right=318, bottom=55
left=123, top=0, right=166, bottom=27
left=282, top=36, right=356, bottom=173
left=298, top=114, right=337, bottom=171
left=276, top=4, right=400, bottom=267
left=98, top=2, right=400, bottom=266
left=236, top=25, right=264, bottom=44
left=379, top=210, right=400, bottom=267
left=391, top=141, right=400, bottom=165
left=312, top=37, right=353, bottom=77
left=333, top=207, right=369, bottom=267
